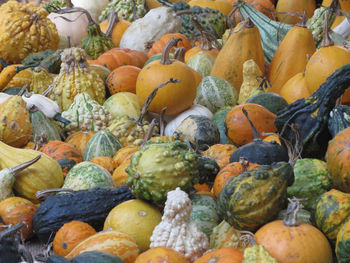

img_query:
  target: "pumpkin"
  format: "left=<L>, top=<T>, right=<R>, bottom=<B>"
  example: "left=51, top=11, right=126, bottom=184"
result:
left=255, top=198, right=333, bottom=263
left=210, top=19, right=265, bottom=92
left=65, top=230, right=139, bottom=263
left=323, top=0, right=350, bottom=12
left=202, top=144, right=237, bottom=169
left=312, top=189, right=350, bottom=243
left=104, top=199, right=162, bottom=252
left=90, top=156, right=115, bottom=174
left=224, top=103, right=277, bottom=147
left=0, top=1, right=59, bottom=64
left=336, top=218, right=350, bottom=263
left=327, top=122, right=350, bottom=193
left=0, top=197, right=37, bottom=240
left=106, top=65, right=141, bottom=95
left=65, top=131, right=95, bottom=156
left=267, top=22, right=316, bottom=94
left=193, top=247, right=243, bottom=263
left=112, top=159, right=131, bottom=186
left=279, top=71, right=311, bottom=104
left=213, top=158, right=260, bottom=197
left=53, top=221, right=97, bottom=257
left=187, top=0, right=234, bottom=16
left=135, top=247, right=189, bottom=263
left=0, top=96, right=32, bottom=148
left=40, top=141, right=83, bottom=177
left=147, top=33, right=192, bottom=58
left=100, top=12, right=131, bottom=47
left=93, top=48, right=148, bottom=71
left=136, top=38, right=197, bottom=115
left=276, top=0, right=316, bottom=24
left=113, top=145, right=139, bottom=168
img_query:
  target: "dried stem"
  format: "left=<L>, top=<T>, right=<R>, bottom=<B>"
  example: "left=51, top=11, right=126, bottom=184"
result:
left=321, top=10, right=334, bottom=47
left=160, top=38, right=182, bottom=65
left=242, top=107, right=262, bottom=141
left=36, top=188, right=74, bottom=202
left=141, top=119, right=158, bottom=146
left=283, top=197, right=307, bottom=227
left=106, top=12, right=120, bottom=37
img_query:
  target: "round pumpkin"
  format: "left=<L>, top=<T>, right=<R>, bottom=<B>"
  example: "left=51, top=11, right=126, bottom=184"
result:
left=65, top=131, right=95, bottom=156
left=104, top=199, right=162, bottom=252
left=225, top=103, right=277, bottom=147
left=112, top=159, right=130, bottom=186
left=135, top=247, right=189, bottom=263
left=113, top=145, right=139, bottom=168
left=0, top=197, right=37, bottom=240
left=53, top=221, right=97, bottom=257
left=100, top=17, right=131, bottom=47
left=202, top=144, right=237, bottom=169
left=276, top=0, right=316, bottom=24
left=193, top=247, right=243, bottom=263
left=213, top=158, right=260, bottom=197
left=106, top=65, right=141, bottom=95
left=187, top=0, right=234, bottom=16
left=147, top=33, right=192, bottom=58
left=90, top=156, right=115, bottom=174
left=327, top=127, right=350, bottom=192
left=40, top=141, right=83, bottom=176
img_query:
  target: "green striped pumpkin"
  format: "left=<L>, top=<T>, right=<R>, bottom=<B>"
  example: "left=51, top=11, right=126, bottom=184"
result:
left=83, top=130, right=122, bottom=161
left=189, top=193, right=219, bottom=237
left=336, top=218, right=350, bottom=263
left=194, top=76, right=238, bottom=113
left=187, top=52, right=215, bottom=78
left=312, top=189, right=350, bottom=244
left=62, top=161, right=115, bottom=190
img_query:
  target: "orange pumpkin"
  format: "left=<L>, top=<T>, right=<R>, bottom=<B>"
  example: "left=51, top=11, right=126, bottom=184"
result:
left=202, top=144, right=237, bottom=169
left=136, top=38, right=198, bottom=115
left=213, top=158, right=260, bottom=197
left=279, top=71, right=311, bottom=104
left=193, top=247, right=244, bottom=263
left=106, top=65, right=141, bottom=95
left=0, top=197, right=37, bottom=240
left=113, top=145, right=139, bottom=168
left=65, top=131, right=95, bottom=156
left=40, top=141, right=83, bottom=176
left=53, top=221, right=97, bottom=257
left=135, top=247, right=189, bottom=263
left=100, top=12, right=131, bottom=47
left=230, top=0, right=276, bottom=25
left=187, top=0, right=234, bottom=16
left=225, top=103, right=277, bottom=147
left=147, top=33, right=192, bottom=58
left=276, top=0, right=316, bottom=24
left=322, top=0, right=350, bottom=11
left=65, top=230, right=139, bottom=262
left=112, top=159, right=130, bottom=186
left=90, top=156, right=115, bottom=174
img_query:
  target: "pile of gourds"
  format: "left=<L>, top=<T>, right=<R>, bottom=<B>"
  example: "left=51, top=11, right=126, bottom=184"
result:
left=1, top=0, right=350, bottom=262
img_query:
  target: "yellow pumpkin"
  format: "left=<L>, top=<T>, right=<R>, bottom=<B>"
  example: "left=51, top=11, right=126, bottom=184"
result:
left=276, top=0, right=316, bottom=25
left=280, top=72, right=311, bottom=104
left=188, top=0, right=233, bottom=15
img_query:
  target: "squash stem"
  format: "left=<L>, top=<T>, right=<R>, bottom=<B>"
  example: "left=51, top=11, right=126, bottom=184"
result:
left=0, top=222, right=26, bottom=241
left=10, top=154, right=41, bottom=178
left=192, top=15, right=221, bottom=50
left=174, top=47, right=185, bottom=62
left=141, top=118, right=158, bottom=146
left=106, top=12, right=120, bottom=37
left=160, top=38, right=182, bottom=65
left=159, top=107, right=167, bottom=136
left=36, top=188, right=74, bottom=202
left=283, top=197, right=306, bottom=227
left=66, top=0, right=73, bottom=8
left=241, top=107, right=262, bottom=141
left=321, top=10, right=334, bottom=47
left=239, top=231, right=257, bottom=247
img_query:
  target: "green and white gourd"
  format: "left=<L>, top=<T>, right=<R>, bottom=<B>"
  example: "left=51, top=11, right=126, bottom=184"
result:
left=189, top=194, right=219, bottom=237
left=195, top=76, right=238, bottom=114
left=62, top=161, right=115, bottom=190
left=61, top=93, right=114, bottom=134
left=83, top=129, right=122, bottom=161
left=99, top=0, right=147, bottom=22
left=187, top=52, right=215, bottom=78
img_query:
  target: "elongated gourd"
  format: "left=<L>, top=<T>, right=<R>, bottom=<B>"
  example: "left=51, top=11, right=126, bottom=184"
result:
left=210, top=19, right=265, bottom=92
left=268, top=21, right=316, bottom=94
left=0, top=141, right=64, bottom=203
left=0, top=65, right=29, bottom=92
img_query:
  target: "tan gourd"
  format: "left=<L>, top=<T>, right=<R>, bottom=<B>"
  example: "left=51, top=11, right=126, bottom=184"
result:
left=210, top=19, right=265, bottom=93
left=268, top=18, right=316, bottom=94
left=238, top=59, right=263, bottom=104
left=0, top=141, right=64, bottom=203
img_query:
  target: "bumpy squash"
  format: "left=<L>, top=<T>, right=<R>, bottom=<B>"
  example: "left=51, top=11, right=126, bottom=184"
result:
left=0, top=96, right=32, bottom=148
left=29, top=66, right=54, bottom=94
left=0, top=1, right=59, bottom=63
left=210, top=19, right=265, bottom=92
left=49, top=48, right=106, bottom=111
left=218, top=162, right=293, bottom=231
left=312, top=189, right=350, bottom=243
left=0, top=141, right=64, bottom=203
left=336, top=219, right=350, bottom=263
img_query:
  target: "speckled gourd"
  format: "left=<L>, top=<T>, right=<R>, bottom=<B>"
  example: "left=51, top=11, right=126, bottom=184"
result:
left=62, top=93, right=113, bottom=134
left=49, top=48, right=106, bottom=111
left=126, top=140, right=200, bottom=205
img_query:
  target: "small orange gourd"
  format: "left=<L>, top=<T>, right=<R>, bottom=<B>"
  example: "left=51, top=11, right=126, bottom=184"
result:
left=136, top=38, right=198, bottom=115
left=210, top=19, right=265, bottom=92
left=135, top=247, right=189, bottom=263
left=100, top=12, right=131, bottom=47
left=276, top=0, right=316, bottom=24
left=106, top=65, right=141, bottom=95
left=193, top=247, right=243, bottom=263
left=279, top=71, right=311, bottom=104
left=147, top=33, right=192, bottom=58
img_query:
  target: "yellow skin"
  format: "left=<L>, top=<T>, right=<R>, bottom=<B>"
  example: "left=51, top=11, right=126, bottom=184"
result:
left=0, top=1, right=59, bottom=63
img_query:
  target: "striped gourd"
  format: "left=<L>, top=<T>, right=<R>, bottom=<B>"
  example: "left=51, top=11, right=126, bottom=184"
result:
left=218, top=162, right=293, bottom=232
left=312, top=189, right=350, bottom=244
left=187, top=52, right=215, bottom=78
left=62, top=161, right=115, bottom=190
left=195, top=76, right=238, bottom=113
left=66, top=230, right=139, bottom=262
left=83, top=130, right=122, bottom=161
left=336, top=219, right=350, bottom=263
left=209, top=220, right=245, bottom=250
